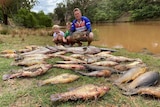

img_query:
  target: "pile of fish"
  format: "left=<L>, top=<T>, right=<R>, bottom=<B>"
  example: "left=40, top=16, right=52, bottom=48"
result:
left=1, top=45, right=160, bottom=104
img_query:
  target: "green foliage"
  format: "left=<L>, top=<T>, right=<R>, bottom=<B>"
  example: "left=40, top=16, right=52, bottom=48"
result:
left=13, top=8, right=52, bottom=28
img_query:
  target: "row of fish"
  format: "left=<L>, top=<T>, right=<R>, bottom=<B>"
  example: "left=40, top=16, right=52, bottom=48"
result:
left=1, top=45, right=160, bottom=104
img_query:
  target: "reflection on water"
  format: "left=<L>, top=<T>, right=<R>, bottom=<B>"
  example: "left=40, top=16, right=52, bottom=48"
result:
left=92, top=21, right=160, bottom=54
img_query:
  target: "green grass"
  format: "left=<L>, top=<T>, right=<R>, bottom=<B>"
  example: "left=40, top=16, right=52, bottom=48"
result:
left=0, top=27, right=160, bottom=107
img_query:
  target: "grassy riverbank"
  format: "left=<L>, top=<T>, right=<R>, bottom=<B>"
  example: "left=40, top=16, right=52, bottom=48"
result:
left=0, top=27, right=160, bottom=107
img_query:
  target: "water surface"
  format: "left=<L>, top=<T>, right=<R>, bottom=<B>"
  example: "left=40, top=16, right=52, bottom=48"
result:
left=92, top=21, right=160, bottom=54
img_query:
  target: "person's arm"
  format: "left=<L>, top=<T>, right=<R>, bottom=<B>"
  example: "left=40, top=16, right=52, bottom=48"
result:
left=84, top=16, right=92, bottom=36
left=70, top=20, right=76, bottom=35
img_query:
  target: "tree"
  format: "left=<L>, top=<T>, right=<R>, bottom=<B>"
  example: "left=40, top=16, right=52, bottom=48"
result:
left=0, top=0, right=38, bottom=25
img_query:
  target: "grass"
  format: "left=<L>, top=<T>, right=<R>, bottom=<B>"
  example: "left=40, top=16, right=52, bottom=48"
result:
left=0, top=26, right=160, bottom=107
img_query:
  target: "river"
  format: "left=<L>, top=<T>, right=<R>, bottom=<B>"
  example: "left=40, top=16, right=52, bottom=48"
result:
left=92, top=21, right=160, bottom=54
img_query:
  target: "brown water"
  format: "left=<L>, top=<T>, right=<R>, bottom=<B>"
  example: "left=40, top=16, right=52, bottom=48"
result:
left=92, top=21, right=160, bottom=54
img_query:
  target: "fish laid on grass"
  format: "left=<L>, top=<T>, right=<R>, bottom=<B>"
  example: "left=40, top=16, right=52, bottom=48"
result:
left=125, top=71, right=159, bottom=91
left=75, top=70, right=111, bottom=77
left=0, top=53, right=18, bottom=58
left=55, top=60, right=86, bottom=64
left=11, top=58, right=46, bottom=66
left=123, top=87, right=160, bottom=98
left=2, top=64, right=52, bottom=80
left=106, top=56, right=136, bottom=62
left=92, top=61, right=118, bottom=67
left=114, top=66, right=147, bottom=85
left=50, top=84, right=110, bottom=102
left=83, top=64, right=119, bottom=73
left=0, top=50, right=16, bottom=54
left=38, top=73, right=79, bottom=86
left=53, top=64, right=86, bottom=70
left=55, top=55, right=86, bottom=63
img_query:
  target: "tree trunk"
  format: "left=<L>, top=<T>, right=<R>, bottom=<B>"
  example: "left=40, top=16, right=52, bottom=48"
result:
left=3, top=13, right=8, bottom=25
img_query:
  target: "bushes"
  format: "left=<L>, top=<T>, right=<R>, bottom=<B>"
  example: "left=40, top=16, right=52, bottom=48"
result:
left=13, top=9, right=52, bottom=28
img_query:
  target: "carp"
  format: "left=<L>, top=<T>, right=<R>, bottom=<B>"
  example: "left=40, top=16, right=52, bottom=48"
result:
left=53, top=64, right=86, bottom=70
left=125, top=71, right=159, bottom=91
left=94, top=51, right=113, bottom=58
left=56, top=60, right=86, bottom=64
left=83, top=64, right=119, bottom=73
left=2, top=64, right=52, bottom=80
left=38, top=73, right=79, bottom=86
left=50, top=84, right=110, bottom=102
left=21, top=47, right=54, bottom=56
left=75, top=69, right=111, bottom=77
left=92, top=61, right=118, bottom=67
left=0, top=53, right=18, bottom=58
left=106, top=56, right=135, bottom=62
left=123, top=87, right=160, bottom=98
left=0, top=50, right=16, bottom=54
left=11, top=58, right=46, bottom=66
left=55, top=55, right=86, bottom=63
left=84, top=56, right=106, bottom=64
left=114, top=66, right=147, bottom=85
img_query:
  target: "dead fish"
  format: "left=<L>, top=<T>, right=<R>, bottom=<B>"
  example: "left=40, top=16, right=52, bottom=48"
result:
left=84, top=46, right=101, bottom=54
left=2, top=64, right=52, bottom=80
left=56, top=60, right=86, bottom=64
left=0, top=50, right=16, bottom=54
left=55, top=55, right=86, bottom=63
left=70, top=54, right=85, bottom=59
left=83, top=64, right=119, bottom=73
left=106, top=56, right=135, bottom=62
left=21, top=47, right=54, bottom=56
left=75, top=69, right=111, bottom=77
left=123, top=87, right=160, bottom=98
left=50, top=84, right=110, bottom=102
left=11, top=58, right=46, bottom=66
left=84, top=56, right=106, bottom=64
left=38, top=73, right=79, bottom=86
left=99, top=47, right=117, bottom=52
left=92, top=61, right=118, bottom=67
left=94, top=51, right=113, bottom=58
left=114, top=66, right=147, bottom=85
left=114, top=61, right=145, bottom=71
left=125, top=71, right=159, bottom=91
left=0, top=53, right=18, bottom=58
left=53, top=64, right=86, bottom=70
left=17, top=48, right=33, bottom=53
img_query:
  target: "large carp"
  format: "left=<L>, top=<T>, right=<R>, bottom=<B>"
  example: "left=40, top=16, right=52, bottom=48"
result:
left=106, top=56, right=136, bottom=62
left=2, top=64, right=52, bottom=80
left=75, top=69, right=111, bottom=77
left=0, top=53, right=18, bottom=58
left=21, top=47, right=55, bottom=56
left=55, top=55, right=86, bottom=63
left=92, top=61, right=118, bottom=67
left=83, top=64, right=119, bottom=73
left=11, top=58, right=46, bottom=66
left=123, top=87, right=160, bottom=98
left=125, top=71, right=159, bottom=91
left=0, top=50, right=16, bottom=54
left=53, top=64, right=86, bottom=70
left=50, top=84, right=110, bottom=102
left=38, top=73, right=79, bottom=86
left=114, top=66, right=147, bottom=85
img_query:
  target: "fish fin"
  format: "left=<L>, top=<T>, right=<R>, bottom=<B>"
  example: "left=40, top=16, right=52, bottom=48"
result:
left=122, top=89, right=138, bottom=96
left=2, top=74, right=11, bottom=81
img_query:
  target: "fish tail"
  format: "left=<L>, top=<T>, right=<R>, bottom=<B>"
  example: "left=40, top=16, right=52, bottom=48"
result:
left=37, top=81, right=45, bottom=87
left=50, top=94, right=62, bottom=102
left=2, top=74, right=11, bottom=81
left=74, top=70, right=87, bottom=76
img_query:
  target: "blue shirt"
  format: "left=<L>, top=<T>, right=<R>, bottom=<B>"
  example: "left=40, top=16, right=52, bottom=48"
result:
left=71, top=16, right=92, bottom=33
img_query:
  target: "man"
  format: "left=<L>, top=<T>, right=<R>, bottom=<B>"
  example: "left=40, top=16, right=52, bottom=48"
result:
left=68, top=8, right=94, bottom=46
